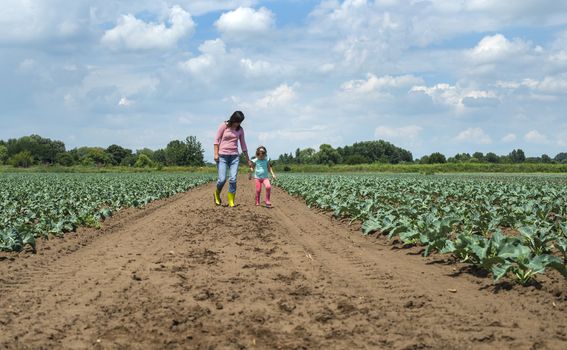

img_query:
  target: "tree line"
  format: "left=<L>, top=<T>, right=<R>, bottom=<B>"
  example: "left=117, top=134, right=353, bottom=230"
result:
left=418, top=149, right=567, bottom=164
left=0, top=135, right=205, bottom=168
left=278, top=140, right=414, bottom=165
left=277, top=141, right=567, bottom=165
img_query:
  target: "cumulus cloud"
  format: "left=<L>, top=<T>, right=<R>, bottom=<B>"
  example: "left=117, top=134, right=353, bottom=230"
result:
left=118, top=97, right=132, bottom=107
left=101, top=6, right=195, bottom=50
left=454, top=128, right=492, bottom=144
left=258, top=127, right=329, bottom=143
left=342, top=74, right=423, bottom=94
left=524, top=130, right=549, bottom=143
left=255, top=84, right=296, bottom=109
left=240, top=58, right=273, bottom=76
left=374, top=125, right=422, bottom=141
left=501, top=133, right=517, bottom=142
left=467, top=34, right=533, bottom=63
left=179, top=39, right=226, bottom=75
left=215, top=7, right=274, bottom=38
left=497, top=75, right=567, bottom=94
left=410, top=83, right=500, bottom=110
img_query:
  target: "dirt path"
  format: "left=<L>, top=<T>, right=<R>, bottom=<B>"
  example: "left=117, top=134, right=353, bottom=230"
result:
left=1, top=176, right=566, bottom=350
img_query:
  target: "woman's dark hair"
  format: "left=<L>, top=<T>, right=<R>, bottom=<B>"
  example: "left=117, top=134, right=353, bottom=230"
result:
left=227, top=111, right=245, bottom=130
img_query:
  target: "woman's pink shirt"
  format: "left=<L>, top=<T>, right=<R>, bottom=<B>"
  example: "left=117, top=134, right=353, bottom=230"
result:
left=214, top=122, right=248, bottom=155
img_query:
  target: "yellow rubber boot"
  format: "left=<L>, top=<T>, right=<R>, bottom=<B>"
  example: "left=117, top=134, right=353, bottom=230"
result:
left=213, top=189, right=221, bottom=206
left=227, top=192, right=235, bottom=207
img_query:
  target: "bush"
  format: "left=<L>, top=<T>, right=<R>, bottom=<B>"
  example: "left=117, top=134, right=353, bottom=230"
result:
left=56, top=153, right=75, bottom=167
left=9, top=151, right=34, bottom=168
left=283, top=166, right=292, bottom=172
left=134, top=154, right=154, bottom=168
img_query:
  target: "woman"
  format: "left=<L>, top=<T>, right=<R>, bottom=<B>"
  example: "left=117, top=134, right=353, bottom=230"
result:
left=213, top=111, right=252, bottom=207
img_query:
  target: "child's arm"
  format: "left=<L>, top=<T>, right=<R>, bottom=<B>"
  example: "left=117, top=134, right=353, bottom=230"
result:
left=248, top=161, right=255, bottom=180
left=268, top=163, right=277, bottom=180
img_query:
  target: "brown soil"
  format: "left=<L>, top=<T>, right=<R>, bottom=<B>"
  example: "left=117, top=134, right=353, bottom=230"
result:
left=1, top=176, right=566, bottom=350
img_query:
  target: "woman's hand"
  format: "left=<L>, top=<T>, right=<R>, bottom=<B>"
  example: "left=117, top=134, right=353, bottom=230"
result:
left=214, top=154, right=219, bottom=163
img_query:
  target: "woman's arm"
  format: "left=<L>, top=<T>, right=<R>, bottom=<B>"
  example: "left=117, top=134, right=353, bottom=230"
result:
left=239, top=129, right=252, bottom=167
left=213, top=144, right=219, bottom=163
left=213, top=123, right=225, bottom=163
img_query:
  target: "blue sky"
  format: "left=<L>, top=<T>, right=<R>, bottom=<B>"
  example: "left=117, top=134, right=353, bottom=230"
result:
left=1, top=0, right=567, bottom=160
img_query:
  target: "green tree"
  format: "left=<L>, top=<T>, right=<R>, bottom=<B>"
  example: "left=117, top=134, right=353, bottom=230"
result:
left=298, top=148, right=317, bottom=164
left=453, top=153, right=471, bottom=162
left=6, top=135, right=65, bottom=164
left=316, top=144, right=342, bottom=165
left=472, top=152, right=485, bottom=162
left=106, top=144, right=133, bottom=166
left=541, top=154, right=552, bottom=163
left=134, top=154, right=154, bottom=168
left=0, top=145, right=7, bottom=164
left=153, top=149, right=167, bottom=165
left=485, top=152, right=499, bottom=163
left=419, top=155, right=430, bottom=164
left=344, top=154, right=369, bottom=165
left=555, top=152, right=567, bottom=164
left=509, top=149, right=526, bottom=163
left=56, top=152, right=75, bottom=166
left=81, top=148, right=112, bottom=166
left=165, top=140, right=187, bottom=166
left=428, top=152, right=447, bottom=164
left=9, top=151, right=34, bottom=168
left=185, top=136, right=204, bottom=166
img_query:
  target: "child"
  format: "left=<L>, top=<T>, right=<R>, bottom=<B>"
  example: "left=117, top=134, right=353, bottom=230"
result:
left=249, top=146, right=277, bottom=207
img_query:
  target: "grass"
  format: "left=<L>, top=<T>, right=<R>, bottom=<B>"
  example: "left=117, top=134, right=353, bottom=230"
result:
left=2, top=162, right=567, bottom=174
left=272, top=163, right=567, bottom=174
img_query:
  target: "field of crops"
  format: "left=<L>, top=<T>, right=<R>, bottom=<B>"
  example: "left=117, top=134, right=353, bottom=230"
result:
left=0, top=173, right=215, bottom=252
left=275, top=174, right=567, bottom=284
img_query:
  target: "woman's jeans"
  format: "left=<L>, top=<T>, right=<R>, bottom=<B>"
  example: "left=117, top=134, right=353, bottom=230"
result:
left=217, top=154, right=240, bottom=194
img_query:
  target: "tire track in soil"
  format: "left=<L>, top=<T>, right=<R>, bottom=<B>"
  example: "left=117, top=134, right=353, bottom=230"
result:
left=0, top=176, right=566, bottom=350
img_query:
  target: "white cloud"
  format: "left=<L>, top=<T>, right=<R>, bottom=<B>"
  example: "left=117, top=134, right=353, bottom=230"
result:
left=497, top=75, right=567, bottom=94
left=454, top=128, right=492, bottom=144
left=501, top=133, right=517, bottom=142
left=410, top=83, right=500, bottom=110
left=180, top=1, right=259, bottom=16
left=342, top=74, right=423, bottom=94
left=179, top=39, right=226, bottom=75
left=468, top=34, right=531, bottom=62
left=101, top=6, right=195, bottom=50
left=374, top=125, right=422, bottom=141
left=410, top=83, right=462, bottom=108
left=256, top=84, right=296, bottom=109
left=118, top=97, right=132, bottom=107
left=19, top=59, right=37, bottom=71
left=258, top=127, right=328, bottom=143
left=215, top=7, right=274, bottom=37
left=240, top=58, right=273, bottom=76
left=524, top=130, right=548, bottom=143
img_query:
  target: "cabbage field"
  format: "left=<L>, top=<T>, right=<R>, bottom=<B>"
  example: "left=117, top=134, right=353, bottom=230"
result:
left=0, top=173, right=215, bottom=252
left=275, top=174, right=567, bottom=284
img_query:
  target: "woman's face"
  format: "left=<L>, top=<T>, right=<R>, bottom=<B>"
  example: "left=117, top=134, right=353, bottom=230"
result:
left=230, top=122, right=241, bottom=129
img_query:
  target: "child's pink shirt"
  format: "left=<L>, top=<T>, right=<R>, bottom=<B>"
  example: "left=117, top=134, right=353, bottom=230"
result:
left=214, top=122, right=248, bottom=155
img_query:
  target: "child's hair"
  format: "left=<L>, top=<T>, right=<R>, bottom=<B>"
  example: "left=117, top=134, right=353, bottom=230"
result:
left=256, top=146, right=267, bottom=157
left=226, top=111, right=245, bottom=130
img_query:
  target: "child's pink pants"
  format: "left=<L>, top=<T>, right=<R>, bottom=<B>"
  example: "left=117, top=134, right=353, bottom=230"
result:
left=255, top=178, right=271, bottom=205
